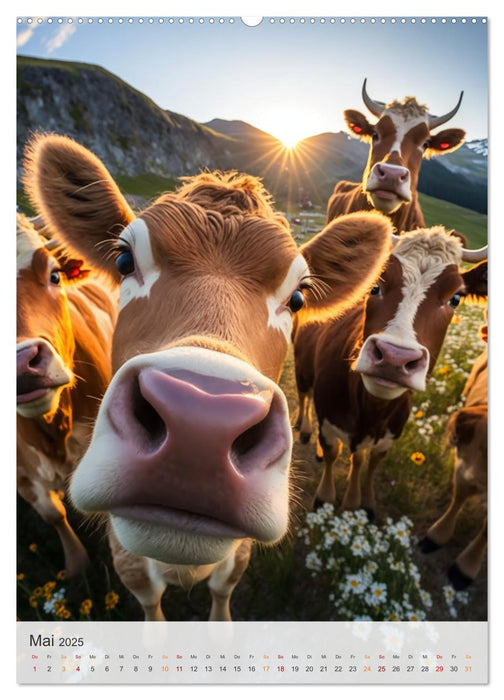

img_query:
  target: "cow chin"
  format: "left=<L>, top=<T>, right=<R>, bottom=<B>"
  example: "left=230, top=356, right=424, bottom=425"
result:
left=367, top=191, right=405, bottom=215
left=109, top=514, right=238, bottom=566
left=361, top=374, right=409, bottom=400
left=16, top=385, right=66, bottom=419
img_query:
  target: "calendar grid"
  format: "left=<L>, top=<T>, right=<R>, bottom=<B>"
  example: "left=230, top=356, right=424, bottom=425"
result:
left=17, top=621, right=488, bottom=684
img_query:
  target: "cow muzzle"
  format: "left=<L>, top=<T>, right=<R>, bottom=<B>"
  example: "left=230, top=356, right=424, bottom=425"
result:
left=366, top=162, right=412, bottom=212
left=70, top=346, right=292, bottom=565
left=355, top=334, right=429, bottom=399
left=16, top=339, right=73, bottom=417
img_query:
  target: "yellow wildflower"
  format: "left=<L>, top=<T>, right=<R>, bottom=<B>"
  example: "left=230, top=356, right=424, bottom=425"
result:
left=410, top=452, right=426, bottom=465
left=80, top=599, right=93, bottom=616
left=29, top=543, right=37, bottom=552
left=43, top=581, right=56, bottom=598
left=415, top=410, right=424, bottom=419
left=17, top=573, right=25, bottom=581
left=54, top=599, right=67, bottom=614
left=105, top=591, right=119, bottom=610
left=32, top=587, right=43, bottom=598
left=437, top=365, right=450, bottom=375
left=28, top=595, right=38, bottom=608
left=56, top=570, right=67, bottom=581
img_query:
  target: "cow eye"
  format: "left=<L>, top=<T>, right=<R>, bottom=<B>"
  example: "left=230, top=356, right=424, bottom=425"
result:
left=288, top=289, right=305, bottom=312
left=49, top=270, right=61, bottom=285
left=370, top=285, right=381, bottom=296
left=116, top=249, right=135, bottom=276
left=448, top=293, right=462, bottom=308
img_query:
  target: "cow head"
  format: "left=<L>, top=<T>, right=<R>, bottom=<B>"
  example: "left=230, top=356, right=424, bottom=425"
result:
left=344, top=79, right=465, bottom=215
left=23, top=134, right=392, bottom=567
left=354, top=227, right=487, bottom=400
left=16, top=213, right=88, bottom=419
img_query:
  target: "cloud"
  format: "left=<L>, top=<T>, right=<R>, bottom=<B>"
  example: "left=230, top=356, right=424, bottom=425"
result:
left=16, top=27, right=35, bottom=49
left=45, top=24, right=76, bottom=54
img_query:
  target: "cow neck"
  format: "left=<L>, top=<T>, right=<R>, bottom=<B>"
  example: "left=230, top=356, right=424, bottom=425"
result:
left=350, top=375, right=412, bottom=451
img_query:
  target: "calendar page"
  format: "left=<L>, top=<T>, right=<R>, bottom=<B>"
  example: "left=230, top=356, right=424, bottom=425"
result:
left=15, top=10, right=489, bottom=687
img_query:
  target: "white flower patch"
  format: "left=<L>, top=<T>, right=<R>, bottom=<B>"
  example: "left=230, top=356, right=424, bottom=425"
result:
left=43, top=587, right=66, bottom=614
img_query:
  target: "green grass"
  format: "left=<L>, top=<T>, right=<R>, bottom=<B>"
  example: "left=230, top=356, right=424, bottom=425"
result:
left=419, top=192, right=487, bottom=247
left=114, top=173, right=179, bottom=201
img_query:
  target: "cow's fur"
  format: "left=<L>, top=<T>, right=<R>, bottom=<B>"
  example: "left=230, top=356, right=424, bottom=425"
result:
left=16, top=213, right=116, bottom=576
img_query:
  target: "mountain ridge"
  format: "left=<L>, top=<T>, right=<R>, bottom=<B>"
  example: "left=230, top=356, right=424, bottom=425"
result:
left=17, top=55, right=487, bottom=213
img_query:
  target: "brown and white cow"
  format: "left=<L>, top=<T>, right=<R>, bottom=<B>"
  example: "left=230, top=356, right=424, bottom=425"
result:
left=419, top=322, right=487, bottom=589
left=22, top=134, right=393, bottom=621
left=293, top=226, right=487, bottom=515
left=326, top=79, right=465, bottom=232
left=17, top=213, right=116, bottom=576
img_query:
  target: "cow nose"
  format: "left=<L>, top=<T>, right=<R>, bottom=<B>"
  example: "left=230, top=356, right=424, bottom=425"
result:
left=375, top=163, right=409, bottom=183
left=371, top=338, right=427, bottom=375
left=104, top=367, right=291, bottom=527
left=17, top=341, right=53, bottom=377
left=133, top=369, right=274, bottom=470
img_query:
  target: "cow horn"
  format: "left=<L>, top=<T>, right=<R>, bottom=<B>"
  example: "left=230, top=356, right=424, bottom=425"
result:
left=362, top=78, right=386, bottom=118
left=460, top=245, right=487, bottom=263
left=391, top=233, right=401, bottom=247
left=428, top=91, right=464, bottom=130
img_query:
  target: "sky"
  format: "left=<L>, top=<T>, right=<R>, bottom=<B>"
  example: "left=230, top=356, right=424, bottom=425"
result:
left=15, top=14, right=488, bottom=146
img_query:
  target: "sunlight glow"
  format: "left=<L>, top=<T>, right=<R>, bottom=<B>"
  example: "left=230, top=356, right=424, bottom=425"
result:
left=278, top=132, right=302, bottom=150
left=260, top=107, right=314, bottom=151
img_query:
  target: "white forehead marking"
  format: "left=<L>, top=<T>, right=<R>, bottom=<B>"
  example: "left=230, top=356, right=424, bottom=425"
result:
left=266, top=254, right=310, bottom=342
left=118, top=218, right=160, bottom=310
left=387, top=111, right=428, bottom=156
left=384, top=252, right=451, bottom=344
left=16, top=226, right=44, bottom=276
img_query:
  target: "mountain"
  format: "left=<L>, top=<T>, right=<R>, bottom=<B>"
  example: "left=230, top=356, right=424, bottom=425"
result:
left=17, top=55, right=487, bottom=214
left=205, top=119, right=274, bottom=141
left=17, top=55, right=239, bottom=181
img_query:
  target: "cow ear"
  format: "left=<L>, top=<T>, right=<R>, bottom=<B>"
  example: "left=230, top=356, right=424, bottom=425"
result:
left=299, top=211, right=392, bottom=320
left=22, top=134, right=135, bottom=284
left=425, top=128, right=465, bottom=157
left=343, top=110, right=374, bottom=141
left=461, top=260, right=487, bottom=300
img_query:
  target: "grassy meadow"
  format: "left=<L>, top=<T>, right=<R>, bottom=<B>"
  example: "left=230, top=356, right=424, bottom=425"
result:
left=17, top=189, right=487, bottom=623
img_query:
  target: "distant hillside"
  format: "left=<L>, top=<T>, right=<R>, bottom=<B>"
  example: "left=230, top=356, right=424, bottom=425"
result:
left=17, top=55, right=487, bottom=214
left=17, top=55, right=237, bottom=181
left=205, top=118, right=275, bottom=141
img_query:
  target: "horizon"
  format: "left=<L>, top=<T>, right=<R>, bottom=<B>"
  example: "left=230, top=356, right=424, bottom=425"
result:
left=16, top=17, right=488, bottom=145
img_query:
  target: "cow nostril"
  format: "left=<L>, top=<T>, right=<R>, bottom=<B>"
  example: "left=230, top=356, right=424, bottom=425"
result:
left=132, top=377, right=167, bottom=451
left=373, top=344, right=383, bottom=361
left=229, top=392, right=285, bottom=475
left=231, top=413, right=269, bottom=465
left=405, top=359, right=419, bottom=371
left=28, top=347, right=43, bottom=369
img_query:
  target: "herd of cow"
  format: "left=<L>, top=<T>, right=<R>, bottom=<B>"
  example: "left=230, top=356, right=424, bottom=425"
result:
left=16, top=82, right=488, bottom=621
